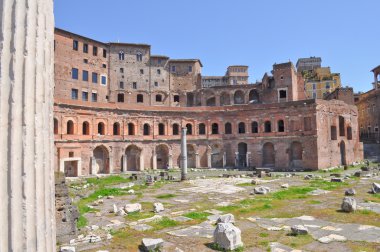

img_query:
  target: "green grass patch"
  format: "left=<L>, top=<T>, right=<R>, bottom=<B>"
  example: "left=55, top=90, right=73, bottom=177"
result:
left=77, top=215, right=88, bottom=228
left=155, top=193, right=176, bottom=199
left=271, top=187, right=314, bottom=200
left=151, top=217, right=179, bottom=229
left=308, top=200, right=322, bottom=205
left=208, top=243, right=244, bottom=252
left=259, top=232, right=269, bottom=238
left=183, top=211, right=211, bottom=220
left=216, top=205, right=241, bottom=212
left=309, top=180, right=349, bottom=190
left=86, top=175, right=131, bottom=187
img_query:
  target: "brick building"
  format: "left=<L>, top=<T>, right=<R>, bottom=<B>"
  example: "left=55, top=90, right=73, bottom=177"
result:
left=53, top=28, right=363, bottom=176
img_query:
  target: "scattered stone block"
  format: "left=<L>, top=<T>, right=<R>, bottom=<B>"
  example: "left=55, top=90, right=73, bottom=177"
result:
left=213, top=223, right=243, bottom=250
left=331, top=177, right=344, bottom=182
left=345, top=188, right=356, bottom=196
left=354, top=171, right=362, bottom=177
left=60, top=246, right=76, bottom=252
left=291, top=225, right=308, bottom=235
left=171, top=216, right=192, bottom=222
left=116, top=209, right=126, bottom=216
left=141, top=238, right=164, bottom=252
left=372, top=182, right=380, bottom=194
left=281, top=183, right=289, bottom=188
left=253, top=186, right=270, bottom=194
left=112, top=204, right=118, bottom=213
left=107, top=195, right=114, bottom=199
left=216, top=213, right=235, bottom=224
left=124, top=203, right=142, bottom=213
left=251, top=179, right=259, bottom=185
left=304, top=174, right=313, bottom=180
left=131, top=224, right=153, bottom=231
left=341, top=197, right=357, bottom=212
left=127, top=189, right=135, bottom=194
left=318, top=234, right=347, bottom=244
left=153, top=202, right=164, bottom=213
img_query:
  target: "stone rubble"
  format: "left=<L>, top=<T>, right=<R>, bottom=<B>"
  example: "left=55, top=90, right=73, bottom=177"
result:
left=341, top=197, right=357, bottom=212
left=253, top=186, right=271, bottom=195
left=141, top=238, right=164, bottom=252
left=213, top=222, right=243, bottom=250
left=216, top=213, right=235, bottom=224
left=345, top=188, right=356, bottom=196
left=124, top=203, right=142, bottom=213
left=372, top=182, right=380, bottom=194
left=153, top=202, right=165, bottom=213
left=291, top=225, right=309, bottom=235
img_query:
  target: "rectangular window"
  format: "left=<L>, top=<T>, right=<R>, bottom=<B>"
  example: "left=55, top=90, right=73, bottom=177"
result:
left=188, top=66, right=192, bottom=72
left=102, top=64, right=107, bottom=68
left=132, top=82, right=137, bottom=89
left=304, top=117, right=312, bottom=131
left=91, top=92, right=98, bottom=102
left=73, top=40, right=78, bottom=51
left=136, top=54, right=142, bottom=62
left=83, top=59, right=88, bottom=64
left=331, top=126, right=337, bottom=140
left=174, top=95, right=180, bottom=102
left=82, top=91, right=88, bottom=101
left=71, top=89, right=78, bottom=100
left=120, top=68, right=124, bottom=73
left=140, top=69, right=144, bottom=74
left=92, top=72, right=98, bottom=84
left=157, top=69, right=161, bottom=75
left=93, top=46, right=98, bottom=56
left=101, top=75, right=107, bottom=85
left=154, top=81, right=158, bottom=87
left=83, top=43, right=88, bottom=53
left=171, top=66, right=176, bottom=72
left=82, top=70, right=88, bottom=81
left=312, top=83, right=316, bottom=90
left=120, top=81, right=124, bottom=89
left=326, top=82, right=330, bottom=89
left=72, top=68, right=78, bottom=79
left=103, top=49, right=107, bottom=58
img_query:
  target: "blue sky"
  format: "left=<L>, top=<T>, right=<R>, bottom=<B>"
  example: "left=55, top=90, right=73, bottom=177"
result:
left=54, top=0, right=380, bottom=92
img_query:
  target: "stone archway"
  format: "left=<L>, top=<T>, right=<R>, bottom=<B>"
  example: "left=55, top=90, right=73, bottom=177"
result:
left=156, top=144, right=169, bottom=169
left=248, top=89, right=260, bottom=103
left=234, top=90, right=245, bottom=104
left=237, top=142, right=247, bottom=167
left=125, top=145, right=141, bottom=171
left=290, top=141, right=303, bottom=168
left=263, top=142, right=275, bottom=167
left=187, top=144, right=196, bottom=168
left=93, top=145, right=109, bottom=174
left=340, top=141, right=346, bottom=165
left=211, top=144, right=223, bottom=168
left=220, top=92, right=231, bottom=106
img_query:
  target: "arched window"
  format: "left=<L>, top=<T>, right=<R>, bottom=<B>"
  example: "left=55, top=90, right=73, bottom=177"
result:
left=156, top=94, right=162, bottom=102
left=225, top=122, right=232, bottom=134
left=54, top=118, right=58, bottom=134
left=137, top=94, right=143, bottom=103
left=198, top=123, right=206, bottom=135
left=136, top=53, right=142, bottom=62
left=278, top=120, right=284, bottom=132
left=251, top=121, right=258, bottom=133
left=143, top=123, right=150, bottom=135
left=98, top=122, right=105, bottom=135
left=347, top=126, right=353, bottom=140
left=264, top=121, right=272, bottom=133
left=128, top=123, right=135, bottom=135
left=234, top=90, right=245, bottom=104
left=158, top=123, right=165, bottom=135
left=117, top=93, right=124, bottom=103
left=82, top=121, right=90, bottom=135
left=238, top=122, right=246, bottom=134
left=212, top=123, right=219, bottom=134
left=172, top=124, right=179, bottom=135
left=186, top=123, right=193, bottom=135
left=67, top=120, right=74, bottom=135
left=113, top=122, right=120, bottom=135
left=118, top=50, right=124, bottom=60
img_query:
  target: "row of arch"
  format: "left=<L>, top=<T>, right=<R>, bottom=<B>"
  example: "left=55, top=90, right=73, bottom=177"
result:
left=56, top=119, right=288, bottom=136
left=187, top=89, right=260, bottom=107
left=65, top=141, right=307, bottom=177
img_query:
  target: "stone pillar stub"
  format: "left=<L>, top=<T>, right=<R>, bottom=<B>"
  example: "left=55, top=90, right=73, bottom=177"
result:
left=181, top=127, right=188, bottom=180
left=0, top=0, right=56, bottom=250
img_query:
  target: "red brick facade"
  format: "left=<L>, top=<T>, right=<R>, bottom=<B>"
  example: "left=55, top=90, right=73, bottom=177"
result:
left=53, top=28, right=363, bottom=176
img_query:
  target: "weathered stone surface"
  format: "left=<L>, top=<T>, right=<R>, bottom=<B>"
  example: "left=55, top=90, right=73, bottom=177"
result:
left=341, top=197, right=357, bottom=212
left=153, top=202, right=165, bottom=213
left=331, top=177, right=344, bottom=182
left=60, top=246, right=76, bottom=252
left=55, top=174, right=79, bottom=244
left=141, top=238, right=164, bottom=252
left=213, top=223, right=243, bottom=250
left=372, top=182, right=380, bottom=194
left=131, top=224, right=153, bottom=231
left=345, top=188, right=356, bottom=196
left=0, top=1, right=56, bottom=250
left=291, top=225, right=309, bottom=235
left=281, top=183, right=289, bottom=188
left=124, top=203, right=142, bottom=213
left=116, top=209, right=126, bottom=216
left=253, top=186, right=271, bottom=194
left=216, top=214, right=235, bottom=224
left=112, top=204, right=118, bottom=213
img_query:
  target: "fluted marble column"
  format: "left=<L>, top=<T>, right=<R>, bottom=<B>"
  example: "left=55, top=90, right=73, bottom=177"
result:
left=0, top=0, right=56, bottom=251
